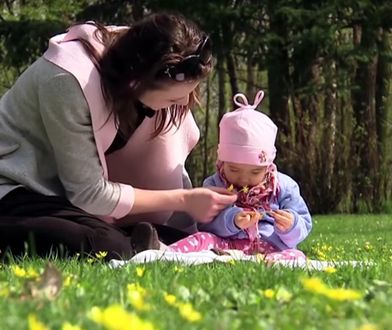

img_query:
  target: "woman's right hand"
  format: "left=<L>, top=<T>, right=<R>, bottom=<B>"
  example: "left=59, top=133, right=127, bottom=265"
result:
left=183, top=187, right=237, bottom=223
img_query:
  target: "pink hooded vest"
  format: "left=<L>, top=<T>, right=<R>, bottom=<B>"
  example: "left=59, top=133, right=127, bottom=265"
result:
left=43, top=24, right=199, bottom=225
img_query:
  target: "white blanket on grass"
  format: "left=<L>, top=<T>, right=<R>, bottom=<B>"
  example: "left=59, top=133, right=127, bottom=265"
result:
left=109, top=250, right=373, bottom=271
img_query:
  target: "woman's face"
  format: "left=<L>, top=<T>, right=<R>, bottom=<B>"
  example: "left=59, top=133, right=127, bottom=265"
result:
left=138, top=80, right=199, bottom=110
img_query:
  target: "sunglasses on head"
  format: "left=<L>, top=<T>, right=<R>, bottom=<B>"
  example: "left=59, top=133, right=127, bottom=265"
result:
left=160, top=35, right=212, bottom=82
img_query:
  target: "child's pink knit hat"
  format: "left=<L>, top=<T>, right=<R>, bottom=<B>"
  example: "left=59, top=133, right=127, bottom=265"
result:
left=217, top=90, right=277, bottom=166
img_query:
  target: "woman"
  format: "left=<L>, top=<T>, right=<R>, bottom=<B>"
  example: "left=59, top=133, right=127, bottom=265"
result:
left=0, top=12, right=236, bottom=260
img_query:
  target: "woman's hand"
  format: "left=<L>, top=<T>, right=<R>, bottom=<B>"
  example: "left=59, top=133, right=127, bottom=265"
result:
left=183, top=187, right=237, bottom=223
left=269, top=209, right=294, bottom=232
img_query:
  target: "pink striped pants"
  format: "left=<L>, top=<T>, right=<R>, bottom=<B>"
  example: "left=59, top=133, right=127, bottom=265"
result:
left=169, top=232, right=306, bottom=262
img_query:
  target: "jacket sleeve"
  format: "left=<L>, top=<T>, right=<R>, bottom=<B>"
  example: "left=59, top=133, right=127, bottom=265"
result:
left=38, top=67, right=133, bottom=218
left=198, top=175, right=242, bottom=237
left=274, top=175, right=312, bottom=248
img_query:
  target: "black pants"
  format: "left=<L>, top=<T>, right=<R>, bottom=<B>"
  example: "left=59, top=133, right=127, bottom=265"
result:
left=0, top=188, right=188, bottom=261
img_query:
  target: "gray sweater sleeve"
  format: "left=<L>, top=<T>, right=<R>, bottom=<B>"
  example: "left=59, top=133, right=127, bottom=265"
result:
left=37, top=69, right=124, bottom=216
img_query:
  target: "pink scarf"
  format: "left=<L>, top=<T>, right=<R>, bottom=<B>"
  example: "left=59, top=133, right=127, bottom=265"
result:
left=217, top=161, right=279, bottom=241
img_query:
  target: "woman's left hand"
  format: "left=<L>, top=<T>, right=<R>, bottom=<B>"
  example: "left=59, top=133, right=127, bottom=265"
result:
left=269, top=209, right=294, bottom=232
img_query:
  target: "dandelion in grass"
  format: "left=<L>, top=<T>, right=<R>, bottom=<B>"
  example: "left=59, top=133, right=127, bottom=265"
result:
left=0, top=282, right=10, bottom=298
left=275, top=287, right=292, bottom=303
left=173, top=266, right=184, bottom=273
left=63, top=275, right=74, bottom=287
left=260, top=289, right=275, bottom=299
left=88, top=305, right=154, bottom=330
left=177, top=302, right=202, bottom=322
left=95, top=251, right=108, bottom=260
left=324, top=288, right=362, bottom=301
left=324, top=266, right=337, bottom=274
left=302, top=277, right=328, bottom=294
left=163, top=292, right=177, bottom=306
left=11, top=265, right=38, bottom=279
left=127, top=283, right=150, bottom=311
left=61, top=322, right=82, bottom=330
left=28, top=314, right=49, bottom=330
left=302, top=277, right=362, bottom=301
left=364, top=241, right=373, bottom=251
left=136, top=267, right=145, bottom=277
left=357, top=324, right=379, bottom=330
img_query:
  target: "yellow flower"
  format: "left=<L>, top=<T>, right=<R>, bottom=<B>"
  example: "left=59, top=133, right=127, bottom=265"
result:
left=61, top=322, right=82, bottom=330
left=0, top=282, right=10, bottom=298
left=63, top=275, right=73, bottom=287
left=241, top=186, right=249, bottom=193
left=275, top=287, right=292, bottom=302
left=324, top=288, right=362, bottom=301
left=127, top=283, right=150, bottom=311
left=27, top=267, right=39, bottom=278
left=11, top=265, right=38, bottom=278
left=357, top=324, right=379, bottom=330
left=177, top=303, right=202, bottom=322
left=95, top=251, right=108, bottom=260
left=174, top=266, right=184, bottom=273
left=28, top=314, right=49, bottom=330
left=11, top=265, right=27, bottom=277
left=364, top=242, right=373, bottom=251
left=88, top=305, right=154, bottom=330
left=136, top=267, right=145, bottom=277
left=301, top=277, right=328, bottom=294
left=0, top=287, right=10, bottom=298
left=163, top=293, right=177, bottom=306
left=302, top=277, right=362, bottom=301
left=261, top=289, right=275, bottom=299
left=324, top=266, right=337, bottom=274
left=227, top=184, right=234, bottom=192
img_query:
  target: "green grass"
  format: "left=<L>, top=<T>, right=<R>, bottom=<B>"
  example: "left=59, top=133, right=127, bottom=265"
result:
left=1, top=215, right=392, bottom=330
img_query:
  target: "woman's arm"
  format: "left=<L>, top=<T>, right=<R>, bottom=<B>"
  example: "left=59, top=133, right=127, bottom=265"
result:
left=132, top=187, right=237, bottom=222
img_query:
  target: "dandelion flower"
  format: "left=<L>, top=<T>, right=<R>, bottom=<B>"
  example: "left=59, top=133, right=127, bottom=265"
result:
left=261, top=289, right=275, bottom=299
left=136, top=267, right=145, bottom=277
left=164, top=293, right=177, bottom=306
left=88, top=305, right=154, bottom=330
left=28, top=314, right=49, bottom=330
left=61, top=322, right=82, bottom=330
left=177, top=303, right=202, bottom=322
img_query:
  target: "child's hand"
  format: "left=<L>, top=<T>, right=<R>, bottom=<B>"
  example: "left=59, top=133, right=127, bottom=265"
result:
left=269, top=209, right=294, bottom=232
left=234, top=211, right=261, bottom=229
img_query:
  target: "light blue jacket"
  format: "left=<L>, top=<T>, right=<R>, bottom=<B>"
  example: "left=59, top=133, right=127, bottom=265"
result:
left=198, top=172, right=312, bottom=250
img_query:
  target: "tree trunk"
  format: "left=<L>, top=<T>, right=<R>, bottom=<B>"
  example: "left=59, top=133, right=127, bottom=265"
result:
left=351, top=23, right=380, bottom=211
left=203, top=77, right=211, bottom=179
left=375, top=29, right=392, bottom=202
left=246, top=54, right=256, bottom=101
left=226, top=52, right=239, bottom=104
left=217, top=47, right=226, bottom=131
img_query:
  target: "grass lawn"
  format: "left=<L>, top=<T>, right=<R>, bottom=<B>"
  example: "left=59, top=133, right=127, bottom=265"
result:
left=1, top=214, right=392, bottom=330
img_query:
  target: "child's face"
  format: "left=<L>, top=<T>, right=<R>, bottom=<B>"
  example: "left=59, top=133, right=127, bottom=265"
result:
left=223, top=162, right=268, bottom=188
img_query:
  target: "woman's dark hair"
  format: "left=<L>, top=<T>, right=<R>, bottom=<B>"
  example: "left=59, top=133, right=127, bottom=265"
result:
left=75, top=12, right=213, bottom=138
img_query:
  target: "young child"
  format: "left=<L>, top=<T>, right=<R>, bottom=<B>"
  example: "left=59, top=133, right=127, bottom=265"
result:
left=169, top=90, right=312, bottom=263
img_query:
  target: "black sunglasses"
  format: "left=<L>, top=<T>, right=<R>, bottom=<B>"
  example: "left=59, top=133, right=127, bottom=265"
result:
left=160, top=36, right=212, bottom=82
